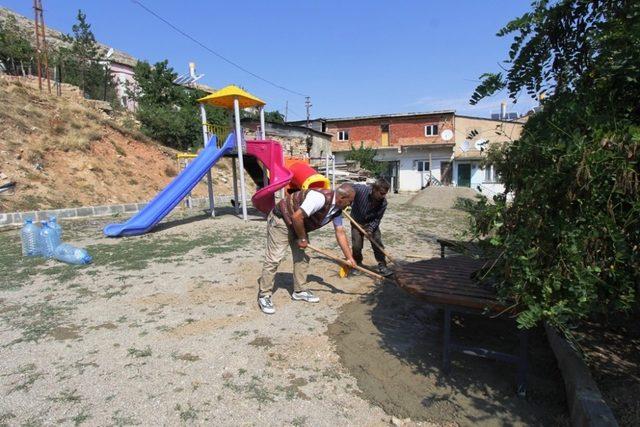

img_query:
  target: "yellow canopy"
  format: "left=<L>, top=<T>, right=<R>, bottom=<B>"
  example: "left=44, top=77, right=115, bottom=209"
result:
left=197, top=85, right=265, bottom=109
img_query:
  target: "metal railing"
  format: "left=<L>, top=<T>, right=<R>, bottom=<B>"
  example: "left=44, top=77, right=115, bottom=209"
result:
left=204, top=123, right=230, bottom=147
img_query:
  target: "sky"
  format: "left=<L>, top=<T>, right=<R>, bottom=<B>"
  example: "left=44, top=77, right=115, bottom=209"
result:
left=2, top=0, right=539, bottom=120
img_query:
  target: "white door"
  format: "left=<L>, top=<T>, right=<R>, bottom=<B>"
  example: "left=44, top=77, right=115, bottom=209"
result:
left=416, top=160, right=430, bottom=188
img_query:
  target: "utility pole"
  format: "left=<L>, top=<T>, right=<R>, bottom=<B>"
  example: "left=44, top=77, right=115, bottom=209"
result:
left=305, top=96, right=312, bottom=128
left=33, top=0, right=51, bottom=93
left=284, top=101, right=288, bottom=122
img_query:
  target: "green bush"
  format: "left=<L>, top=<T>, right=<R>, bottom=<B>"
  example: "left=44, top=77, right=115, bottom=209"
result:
left=345, top=142, right=385, bottom=176
left=468, top=0, right=640, bottom=331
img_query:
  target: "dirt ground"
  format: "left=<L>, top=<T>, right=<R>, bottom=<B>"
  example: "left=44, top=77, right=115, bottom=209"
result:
left=0, top=193, right=568, bottom=425
left=575, top=317, right=640, bottom=426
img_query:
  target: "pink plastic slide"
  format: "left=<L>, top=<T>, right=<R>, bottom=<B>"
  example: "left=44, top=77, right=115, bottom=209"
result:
left=245, top=140, right=293, bottom=214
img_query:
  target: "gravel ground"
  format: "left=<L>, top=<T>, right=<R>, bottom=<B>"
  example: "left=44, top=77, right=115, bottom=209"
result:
left=0, top=191, right=567, bottom=426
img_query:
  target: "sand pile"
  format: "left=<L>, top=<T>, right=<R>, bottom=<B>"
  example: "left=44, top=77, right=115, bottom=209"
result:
left=406, top=186, right=479, bottom=209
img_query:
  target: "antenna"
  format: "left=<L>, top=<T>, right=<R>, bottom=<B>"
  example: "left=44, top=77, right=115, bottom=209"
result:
left=474, top=139, right=487, bottom=151
left=173, top=62, right=204, bottom=87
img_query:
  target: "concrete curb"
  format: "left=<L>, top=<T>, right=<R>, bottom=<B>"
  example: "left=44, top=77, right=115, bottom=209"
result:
left=545, top=323, right=618, bottom=427
left=0, top=196, right=234, bottom=227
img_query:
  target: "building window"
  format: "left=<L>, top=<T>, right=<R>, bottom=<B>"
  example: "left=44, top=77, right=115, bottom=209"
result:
left=484, top=165, right=497, bottom=182
left=415, top=160, right=430, bottom=171
left=337, top=130, right=349, bottom=141
left=424, top=124, right=439, bottom=136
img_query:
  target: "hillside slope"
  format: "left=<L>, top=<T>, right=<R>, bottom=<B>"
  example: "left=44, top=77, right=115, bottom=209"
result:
left=0, top=76, right=251, bottom=212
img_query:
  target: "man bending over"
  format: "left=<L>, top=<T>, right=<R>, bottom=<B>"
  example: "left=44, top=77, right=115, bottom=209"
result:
left=257, top=184, right=357, bottom=314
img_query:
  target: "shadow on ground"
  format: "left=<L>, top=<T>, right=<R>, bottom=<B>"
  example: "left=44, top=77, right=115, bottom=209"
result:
left=327, top=280, right=569, bottom=425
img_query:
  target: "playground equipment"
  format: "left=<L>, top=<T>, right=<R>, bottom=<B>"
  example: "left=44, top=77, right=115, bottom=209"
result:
left=104, top=133, right=236, bottom=237
left=103, top=84, right=332, bottom=237
left=286, top=161, right=330, bottom=191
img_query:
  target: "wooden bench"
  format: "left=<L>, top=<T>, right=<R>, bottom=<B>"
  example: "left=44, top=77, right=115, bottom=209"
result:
left=395, top=255, right=528, bottom=396
left=436, top=237, right=485, bottom=259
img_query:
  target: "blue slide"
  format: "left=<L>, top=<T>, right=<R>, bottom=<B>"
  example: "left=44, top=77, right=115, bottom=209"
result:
left=103, top=133, right=236, bottom=237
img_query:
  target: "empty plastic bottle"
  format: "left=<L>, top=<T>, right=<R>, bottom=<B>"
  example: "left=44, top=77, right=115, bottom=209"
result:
left=53, top=243, right=92, bottom=265
left=48, top=216, right=62, bottom=240
left=20, top=218, right=40, bottom=257
left=39, top=221, right=60, bottom=258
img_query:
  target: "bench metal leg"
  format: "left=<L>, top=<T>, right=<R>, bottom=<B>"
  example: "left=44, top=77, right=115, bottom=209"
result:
left=443, top=308, right=451, bottom=374
left=516, top=329, right=529, bottom=397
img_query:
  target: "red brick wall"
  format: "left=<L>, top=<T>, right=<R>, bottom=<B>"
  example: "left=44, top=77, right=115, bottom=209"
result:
left=328, top=113, right=454, bottom=151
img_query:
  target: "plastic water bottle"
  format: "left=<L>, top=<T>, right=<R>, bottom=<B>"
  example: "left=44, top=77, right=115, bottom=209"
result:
left=39, top=221, right=60, bottom=258
left=20, top=218, right=40, bottom=257
left=48, top=216, right=62, bottom=240
left=53, top=243, right=92, bottom=265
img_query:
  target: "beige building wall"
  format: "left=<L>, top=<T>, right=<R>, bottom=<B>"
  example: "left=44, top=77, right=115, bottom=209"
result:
left=453, top=116, right=524, bottom=160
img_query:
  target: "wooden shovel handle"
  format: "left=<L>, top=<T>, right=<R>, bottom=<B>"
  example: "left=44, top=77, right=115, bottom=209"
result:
left=342, top=210, right=397, bottom=265
left=306, top=244, right=385, bottom=281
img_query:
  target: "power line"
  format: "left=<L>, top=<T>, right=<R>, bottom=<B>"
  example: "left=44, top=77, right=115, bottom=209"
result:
left=130, top=0, right=308, bottom=98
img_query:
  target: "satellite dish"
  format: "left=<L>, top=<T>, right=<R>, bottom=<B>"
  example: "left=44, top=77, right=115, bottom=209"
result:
left=441, top=129, right=453, bottom=141
left=461, top=140, right=470, bottom=152
left=475, top=139, right=487, bottom=150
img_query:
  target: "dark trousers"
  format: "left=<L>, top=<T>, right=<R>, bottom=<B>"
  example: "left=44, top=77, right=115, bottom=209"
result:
left=351, top=226, right=387, bottom=266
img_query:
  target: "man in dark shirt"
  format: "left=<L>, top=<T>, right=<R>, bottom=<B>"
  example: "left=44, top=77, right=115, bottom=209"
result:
left=349, top=178, right=393, bottom=277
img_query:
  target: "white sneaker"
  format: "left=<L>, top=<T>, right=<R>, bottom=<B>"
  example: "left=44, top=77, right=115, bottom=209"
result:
left=292, top=290, right=320, bottom=303
left=258, top=296, right=275, bottom=314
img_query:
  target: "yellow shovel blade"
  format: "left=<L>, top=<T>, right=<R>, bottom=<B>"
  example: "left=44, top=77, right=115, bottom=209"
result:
left=339, top=265, right=351, bottom=278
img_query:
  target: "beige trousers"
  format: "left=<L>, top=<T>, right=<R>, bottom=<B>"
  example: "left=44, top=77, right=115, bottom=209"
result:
left=258, top=211, right=310, bottom=297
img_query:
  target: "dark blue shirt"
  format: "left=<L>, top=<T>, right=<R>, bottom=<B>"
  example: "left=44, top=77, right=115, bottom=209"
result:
left=350, top=184, right=387, bottom=231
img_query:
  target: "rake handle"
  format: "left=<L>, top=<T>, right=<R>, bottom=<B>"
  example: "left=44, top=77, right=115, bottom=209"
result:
left=342, top=210, right=397, bottom=265
left=306, top=244, right=385, bottom=281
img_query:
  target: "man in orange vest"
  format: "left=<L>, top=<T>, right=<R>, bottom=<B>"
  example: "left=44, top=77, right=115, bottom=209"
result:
left=258, top=184, right=357, bottom=314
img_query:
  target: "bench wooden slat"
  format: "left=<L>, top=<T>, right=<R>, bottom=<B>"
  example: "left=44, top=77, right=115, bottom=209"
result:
left=394, top=256, right=510, bottom=313
left=396, top=273, right=497, bottom=298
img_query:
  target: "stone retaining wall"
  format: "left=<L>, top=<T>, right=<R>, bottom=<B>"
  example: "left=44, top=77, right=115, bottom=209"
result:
left=545, top=324, right=618, bottom=426
left=0, top=196, right=233, bottom=227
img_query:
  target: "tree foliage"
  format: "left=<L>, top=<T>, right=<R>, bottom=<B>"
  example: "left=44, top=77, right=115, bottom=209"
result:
left=58, top=10, right=118, bottom=103
left=469, top=0, right=640, bottom=331
left=130, top=60, right=228, bottom=151
left=0, top=15, right=34, bottom=72
left=0, top=10, right=118, bottom=104
left=345, top=143, right=385, bottom=176
left=264, top=110, right=285, bottom=124
left=241, top=109, right=285, bottom=124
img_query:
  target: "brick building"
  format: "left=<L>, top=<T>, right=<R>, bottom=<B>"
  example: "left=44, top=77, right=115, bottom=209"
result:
left=290, top=110, right=523, bottom=193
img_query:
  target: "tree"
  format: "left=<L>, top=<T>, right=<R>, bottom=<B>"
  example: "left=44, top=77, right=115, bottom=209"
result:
left=241, top=109, right=285, bottom=124
left=58, top=10, right=117, bottom=103
left=467, top=1, right=640, bottom=331
left=264, top=110, right=285, bottom=124
left=345, top=143, right=385, bottom=176
left=0, top=15, right=35, bottom=75
left=131, top=60, right=228, bottom=151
